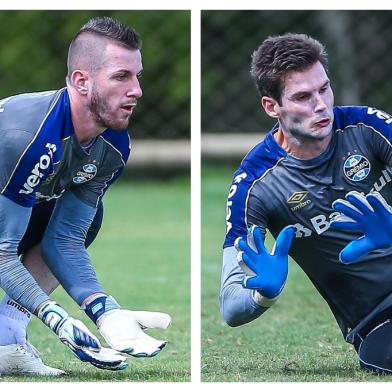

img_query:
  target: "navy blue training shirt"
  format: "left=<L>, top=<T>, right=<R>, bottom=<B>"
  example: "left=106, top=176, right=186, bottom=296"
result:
left=223, top=106, right=392, bottom=335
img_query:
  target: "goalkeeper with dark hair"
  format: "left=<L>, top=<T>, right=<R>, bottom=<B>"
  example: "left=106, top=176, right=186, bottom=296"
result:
left=221, top=32, right=392, bottom=374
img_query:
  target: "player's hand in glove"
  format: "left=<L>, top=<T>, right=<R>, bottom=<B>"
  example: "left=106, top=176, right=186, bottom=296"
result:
left=37, top=301, right=100, bottom=357
left=84, top=295, right=171, bottom=358
left=330, top=191, right=392, bottom=263
left=70, top=346, right=128, bottom=371
left=38, top=300, right=128, bottom=371
left=234, top=225, right=296, bottom=298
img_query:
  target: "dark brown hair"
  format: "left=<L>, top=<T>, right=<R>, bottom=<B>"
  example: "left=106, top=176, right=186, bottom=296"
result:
left=250, top=33, right=328, bottom=104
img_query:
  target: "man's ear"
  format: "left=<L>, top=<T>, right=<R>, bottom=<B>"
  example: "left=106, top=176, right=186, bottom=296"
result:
left=261, top=96, right=280, bottom=119
left=69, top=70, right=89, bottom=96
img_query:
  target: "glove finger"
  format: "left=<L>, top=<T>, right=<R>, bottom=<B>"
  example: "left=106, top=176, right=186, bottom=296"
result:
left=127, top=339, right=167, bottom=358
left=242, top=275, right=261, bottom=290
left=240, top=252, right=258, bottom=272
left=251, top=226, right=266, bottom=253
left=345, top=191, right=374, bottom=216
left=72, top=347, right=128, bottom=371
left=238, top=255, right=256, bottom=276
left=330, top=216, right=362, bottom=231
left=332, top=199, right=364, bottom=222
left=367, top=192, right=392, bottom=217
left=339, top=237, right=374, bottom=263
left=234, top=237, right=254, bottom=256
left=131, top=311, right=171, bottom=330
left=117, top=334, right=168, bottom=357
left=274, top=225, right=296, bottom=257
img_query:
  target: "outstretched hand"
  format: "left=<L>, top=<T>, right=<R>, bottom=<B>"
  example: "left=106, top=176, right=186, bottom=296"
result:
left=234, top=225, right=296, bottom=299
left=331, top=191, right=392, bottom=263
left=98, top=309, right=171, bottom=358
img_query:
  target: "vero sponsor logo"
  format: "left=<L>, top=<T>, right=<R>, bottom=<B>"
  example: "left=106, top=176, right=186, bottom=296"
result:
left=226, top=172, right=247, bottom=234
left=367, top=107, right=392, bottom=124
left=19, top=143, right=57, bottom=195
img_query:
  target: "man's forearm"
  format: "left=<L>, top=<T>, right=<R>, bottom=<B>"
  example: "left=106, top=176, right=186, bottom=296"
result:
left=219, top=246, right=268, bottom=327
left=0, top=194, right=49, bottom=313
left=41, top=191, right=103, bottom=305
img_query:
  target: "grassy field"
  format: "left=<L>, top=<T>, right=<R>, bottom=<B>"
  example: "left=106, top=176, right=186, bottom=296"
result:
left=0, top=176, right=190, bottom=382
left=201, top=163, right=392, bottom=382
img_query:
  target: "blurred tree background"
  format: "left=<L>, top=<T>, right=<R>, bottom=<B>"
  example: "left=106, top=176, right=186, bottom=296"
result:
left=202, top=10, right=392, bottom=134
left=0, top=10, right=190, bottom=139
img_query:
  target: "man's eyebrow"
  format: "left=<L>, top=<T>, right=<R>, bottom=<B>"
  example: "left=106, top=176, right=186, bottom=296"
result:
left=111, top=68, right=143, bottom=75
left=290, top=80, right=330, bottom=98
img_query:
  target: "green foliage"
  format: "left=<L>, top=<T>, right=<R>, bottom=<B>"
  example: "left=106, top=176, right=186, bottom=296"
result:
left=0, top=177, right=190, bottom=381
left=201, top=164, right=392, bottom=381
left=0, top=11, right=190, bottom=139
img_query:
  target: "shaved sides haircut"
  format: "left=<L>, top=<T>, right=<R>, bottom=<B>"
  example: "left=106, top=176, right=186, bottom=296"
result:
left=67, top=16, right=141, bottom=82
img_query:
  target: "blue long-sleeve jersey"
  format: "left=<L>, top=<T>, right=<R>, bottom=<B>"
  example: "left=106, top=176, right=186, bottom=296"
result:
left=221, top=106, right=392, bottom=337
left=0, top=88, right=131, bottom=312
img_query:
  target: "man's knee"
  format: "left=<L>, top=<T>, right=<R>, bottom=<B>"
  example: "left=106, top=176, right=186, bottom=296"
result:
left=358, top=320, right=392, bottom=375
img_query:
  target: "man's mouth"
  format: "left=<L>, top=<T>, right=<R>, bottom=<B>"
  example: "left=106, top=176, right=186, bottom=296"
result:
left=120, top=103, right=137, bottom=114
left=314, top=118, right=330, bottom=128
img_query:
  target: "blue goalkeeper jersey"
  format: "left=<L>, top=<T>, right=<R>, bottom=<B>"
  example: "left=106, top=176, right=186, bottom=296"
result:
left=0, top=88, right=131, bottom=208
left=0, top=88, right=131, bottom=311
left=224, top=106, right=392, bottom=335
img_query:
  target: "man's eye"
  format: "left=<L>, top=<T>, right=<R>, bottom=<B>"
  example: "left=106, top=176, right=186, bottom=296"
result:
left=116, top=74, right=127, bottom=81
left=296, top=95, right=308, bottom=101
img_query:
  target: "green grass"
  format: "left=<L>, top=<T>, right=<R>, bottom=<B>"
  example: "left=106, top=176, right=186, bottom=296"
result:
left=201, top=163, right=392, bottom=382
left=0, top=176, right=190, bottom=382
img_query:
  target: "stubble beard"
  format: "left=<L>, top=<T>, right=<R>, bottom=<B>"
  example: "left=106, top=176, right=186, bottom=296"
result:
left=89, top=86, right=130, bottom=131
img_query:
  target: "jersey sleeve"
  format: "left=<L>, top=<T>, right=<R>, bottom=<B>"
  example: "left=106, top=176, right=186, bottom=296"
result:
left=40, top=190, right=103, bottom=305
left=0, top=129, right=59, bottom=207
left=224, top=134, right=287, bottom=248
left=334, top=106, right=392, bottom=166
left=0, top=90, right=63, bottom=207
left=361, top=107, right=392, bottom=166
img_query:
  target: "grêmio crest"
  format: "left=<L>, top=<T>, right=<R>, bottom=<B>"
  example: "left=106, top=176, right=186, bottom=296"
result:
left=73, top=163, right=98, bottom=184
left=343, top=154, right=371, bottom=182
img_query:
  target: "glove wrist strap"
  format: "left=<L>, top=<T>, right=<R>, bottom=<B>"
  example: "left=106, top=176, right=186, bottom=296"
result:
left=37, top=300, right=68, bottom=333
left=252, top=290, right=280, bottom=308
left=83, top=294, right=121, bottom=324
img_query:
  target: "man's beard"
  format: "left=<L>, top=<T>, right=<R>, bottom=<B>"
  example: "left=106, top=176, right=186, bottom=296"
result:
left=282, top=116, right=333, bottom=142
left=89, top=87, right=130, bottom=131
left=289, top=124, right=331, bottom=141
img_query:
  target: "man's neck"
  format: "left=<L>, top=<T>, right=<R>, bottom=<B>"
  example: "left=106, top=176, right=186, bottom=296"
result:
left=274, top=128, right=333, bottom=160
left=67, top=87, right=105, bottom=145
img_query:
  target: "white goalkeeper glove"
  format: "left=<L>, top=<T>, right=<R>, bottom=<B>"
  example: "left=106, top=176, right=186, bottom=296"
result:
left=38, top=300, right=129, bottom=371
left=70, top=346, right=128, bottom=371
left=37, top=300, right=101, bottom=353
left=98, top=309, right=171, bottom=357
left=83, top=294, right=171, bottom=357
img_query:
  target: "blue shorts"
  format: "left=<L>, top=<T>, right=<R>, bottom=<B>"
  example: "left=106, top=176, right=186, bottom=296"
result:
left=356, top=319, right=392, bottom=374
left=18, top=199, right=104, bottom=255
left=347, top=292, right=392, bottom=374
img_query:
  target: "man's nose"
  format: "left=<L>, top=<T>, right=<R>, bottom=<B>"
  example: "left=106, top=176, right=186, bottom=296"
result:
left=128, top=78, right=142, bottom=99
left=314, top=93, right=327, bottom=112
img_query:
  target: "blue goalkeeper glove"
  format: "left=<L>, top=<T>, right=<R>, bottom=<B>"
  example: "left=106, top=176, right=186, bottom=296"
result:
left=234, top=225, right=296, bottom=299
left=330, top=191, right=392, bottom=263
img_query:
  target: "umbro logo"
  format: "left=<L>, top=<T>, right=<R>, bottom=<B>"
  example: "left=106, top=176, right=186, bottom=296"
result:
left=287, top=191, right=311, bottom=212
left=287, top=191, right=308, bottom=204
